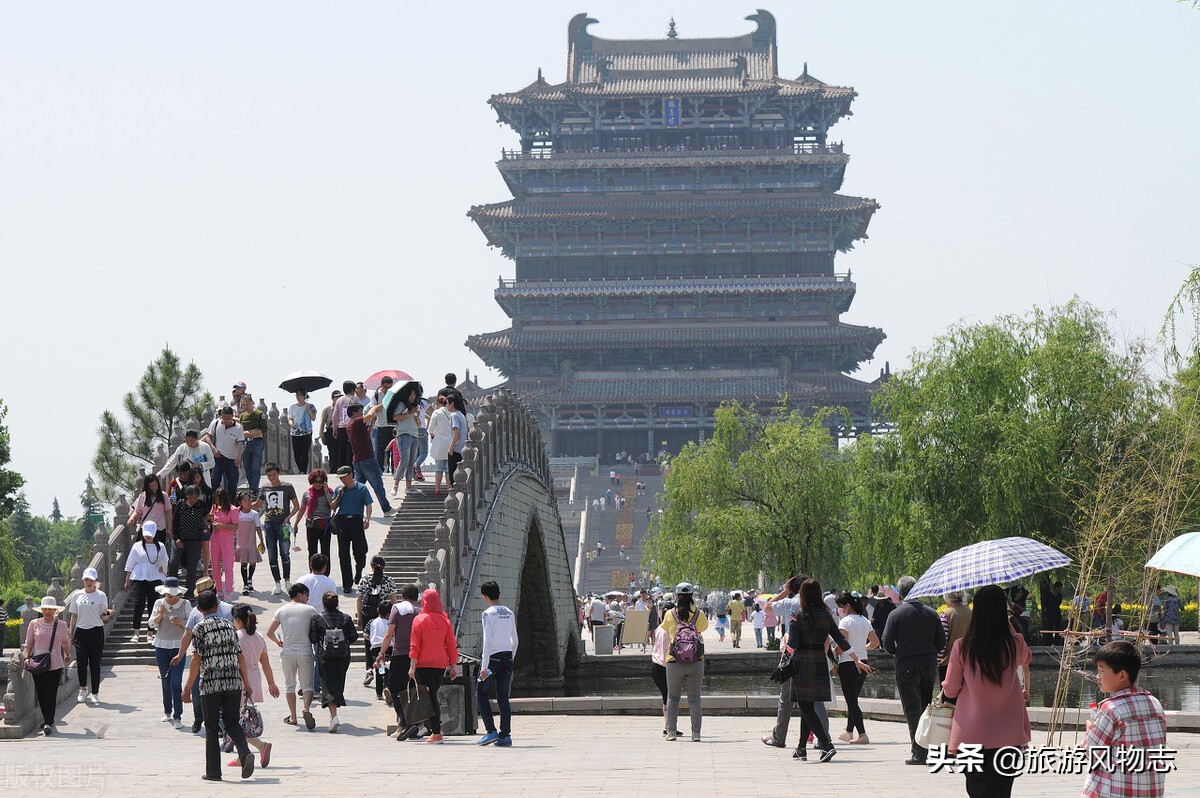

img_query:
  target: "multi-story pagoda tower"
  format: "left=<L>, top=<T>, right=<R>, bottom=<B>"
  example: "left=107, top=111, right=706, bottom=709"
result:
left=468, top=10, right=884, bottom=459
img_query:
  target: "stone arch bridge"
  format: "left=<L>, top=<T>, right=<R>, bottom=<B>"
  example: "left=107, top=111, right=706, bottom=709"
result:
left=421, top=389, right=580, bottom=687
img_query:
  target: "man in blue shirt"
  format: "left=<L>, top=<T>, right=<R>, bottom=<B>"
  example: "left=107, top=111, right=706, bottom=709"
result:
left=330, top=465, right=373, bottom=594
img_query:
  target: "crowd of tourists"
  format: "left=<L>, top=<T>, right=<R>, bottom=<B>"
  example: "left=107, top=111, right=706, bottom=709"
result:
left=580, top=574, right=1168, bottom=797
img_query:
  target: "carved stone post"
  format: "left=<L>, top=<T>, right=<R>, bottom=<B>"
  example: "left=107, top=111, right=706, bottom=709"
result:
left=313, top=439, right=323, bottom=472
left=70, top=556, right=85, bottom=591
left=19, top=598, right=37, bottom=644
left=201, top=402, right=215, bottom=428
left=114, top=494, right=131, bottom=529
left=47, top=578, right=65, bottom=605
left=268, top=402, right=282, bottom=470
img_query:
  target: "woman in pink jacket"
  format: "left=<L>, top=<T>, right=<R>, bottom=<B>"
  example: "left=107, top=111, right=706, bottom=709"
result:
left=941, top=584, right=1031, bottom=798
left=406, top=588, right=459, bottom=743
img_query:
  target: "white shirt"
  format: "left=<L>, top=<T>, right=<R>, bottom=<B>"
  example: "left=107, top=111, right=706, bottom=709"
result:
left=427, top=407, right=454, bottom=459
left=124, top=541, right=169, bottom=582
left=158, top=441, right=216, bottom=483
left=751, top=609, right=766, bottom=629
left=481, top=604, right=518, bottom=663
left=67, top=589, right=109, bottom=629
left=206, top=419, right=245, bottom=459
left=837, top=613, right=873, bottom=663
left=368, top=617, right=389, bottom=647
left=298, top=573, right=338, bottom=612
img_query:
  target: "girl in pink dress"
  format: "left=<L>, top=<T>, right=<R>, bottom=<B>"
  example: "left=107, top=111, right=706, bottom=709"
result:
left=234, top=492, right=264, bottom=595
left=230, top=605, right=279, bottom=769
left=208, top=488, right=238, bottom=600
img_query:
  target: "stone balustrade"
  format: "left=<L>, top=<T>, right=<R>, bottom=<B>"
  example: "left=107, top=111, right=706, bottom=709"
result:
left=431, top=389, right=552, bottom=627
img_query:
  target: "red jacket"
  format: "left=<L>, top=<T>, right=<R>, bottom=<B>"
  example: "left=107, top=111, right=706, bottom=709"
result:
left=409, top=588, right=458, bottom=669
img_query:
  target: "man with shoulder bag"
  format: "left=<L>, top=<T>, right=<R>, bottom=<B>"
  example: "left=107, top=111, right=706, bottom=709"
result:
left=881, top=575, right=946, bottom=766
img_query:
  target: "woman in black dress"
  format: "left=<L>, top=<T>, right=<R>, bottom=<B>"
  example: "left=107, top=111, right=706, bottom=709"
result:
left=787, top=578, right=871, bottom=763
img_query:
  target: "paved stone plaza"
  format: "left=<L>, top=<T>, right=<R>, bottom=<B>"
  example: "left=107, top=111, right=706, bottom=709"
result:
left=4, top=654, right=1198, bottom=797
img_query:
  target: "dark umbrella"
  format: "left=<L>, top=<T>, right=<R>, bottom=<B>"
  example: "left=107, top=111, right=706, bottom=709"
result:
left=279, top=370, right=333, bottom=394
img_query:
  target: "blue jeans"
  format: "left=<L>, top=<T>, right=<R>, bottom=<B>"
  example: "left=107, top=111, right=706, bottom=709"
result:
left=353, top=458, right=393, bottom=514
left=754, top=627, right=764, bottom=647
left=155, top=646, right=186, bottom=718
left=373, top=427, right=395, bottom=471
left=212, top=457, right=239, bottom=497
left=263, top=519, right=292, bottom=582
left=243, top=438, right=264, bottom=495
left=477, top=651, right=514, bottom=737
left=416, top=428, right=429, bottom=468
left=393, top=433, right=418, bottom=483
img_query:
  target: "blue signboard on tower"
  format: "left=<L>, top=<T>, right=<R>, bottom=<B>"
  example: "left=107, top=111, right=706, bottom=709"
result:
left=662, top=97, right=682, bottom=127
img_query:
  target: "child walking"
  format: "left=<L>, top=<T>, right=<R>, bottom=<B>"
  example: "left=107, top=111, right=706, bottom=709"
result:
left=367, top=601, right=391, bottom=701
left=229, top=605, right=280, bottom=770
left=1082, top=640, right=1168, bottom=798
left=208, top=488, right=238, bottom=601
left=234, top=492, right=265, bottom=595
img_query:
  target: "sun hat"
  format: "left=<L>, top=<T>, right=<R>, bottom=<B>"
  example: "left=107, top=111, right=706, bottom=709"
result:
left=141, top=520, right=158, bottom=537
left=34, top=596, right=63, bottom=611
left=1163, top=585, right=1179, bottom=597
left=155, top=577, right=187, bottom=596
left=195, top=576, right=216, bottom=594
left=82, top=567, right=99, bottom=581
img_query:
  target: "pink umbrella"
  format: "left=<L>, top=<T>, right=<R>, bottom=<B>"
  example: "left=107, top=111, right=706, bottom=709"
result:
left=364, top=370, right=414, bottom=390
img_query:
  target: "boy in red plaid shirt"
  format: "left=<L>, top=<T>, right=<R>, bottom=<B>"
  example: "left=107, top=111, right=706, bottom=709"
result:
left=1082, top=640, right=1168, bottom=798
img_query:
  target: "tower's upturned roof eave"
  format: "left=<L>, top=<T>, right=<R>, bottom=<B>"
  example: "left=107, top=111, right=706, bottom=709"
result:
left=467, top=321, right=885, bottom=355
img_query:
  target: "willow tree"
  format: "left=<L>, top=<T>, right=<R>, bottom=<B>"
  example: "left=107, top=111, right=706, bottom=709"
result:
left=859, top=299, right=1147, bottom=578
left=642, top=403, right=849, bottom=588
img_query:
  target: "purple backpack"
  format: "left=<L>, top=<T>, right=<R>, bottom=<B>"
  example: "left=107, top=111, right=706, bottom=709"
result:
left=670, top=609, right=703, bottom=663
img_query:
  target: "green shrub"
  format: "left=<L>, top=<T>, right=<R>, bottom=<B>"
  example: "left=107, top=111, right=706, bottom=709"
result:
left=4, top=618, right=19, bottom=649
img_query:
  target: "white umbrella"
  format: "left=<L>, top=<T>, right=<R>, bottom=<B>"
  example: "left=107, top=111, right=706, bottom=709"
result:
left=1145, top=532, right=1200, bottom=578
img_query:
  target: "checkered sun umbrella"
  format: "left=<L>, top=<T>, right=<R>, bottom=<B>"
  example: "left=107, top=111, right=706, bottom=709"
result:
left=907, top=536, right=1071, bottom=599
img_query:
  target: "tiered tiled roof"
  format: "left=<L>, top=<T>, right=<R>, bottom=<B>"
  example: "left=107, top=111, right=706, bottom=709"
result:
left=467, top=322, right=885, bottom=353
left=472, top=193, right=875, bottom=221
left=497, top=147, right=849, bottom=172
left=501, top=371, right=874, bottom=405
left=490, top=11, right=854, bottom=111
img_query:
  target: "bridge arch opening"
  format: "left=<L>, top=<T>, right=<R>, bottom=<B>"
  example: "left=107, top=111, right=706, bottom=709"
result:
left=514, top=513, right=562, bottom=683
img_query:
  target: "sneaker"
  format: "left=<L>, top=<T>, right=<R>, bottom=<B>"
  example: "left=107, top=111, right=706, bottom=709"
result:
left=397, top=724, right=420, bottom=741
left=78, top=689, right=88, bottom=704
left=818, top=746, right=838, bottom=763
left=272, top=583, right=282, bottom=596
left=88, top=694, right=100, bottom=706
left=363, top=671, right=374, bottom=687
left=665, top=732, right=677, bottom=741
left=242, top=585, right=251, bottom=595
left=161, top=713, right=173, bottom=723
left=691, top=734, right=701, bottom=742
left=328, top=715, right=341, bottom=733
left=131, top=633, right=140, bottom=643
left=260, top=741, right=272, bottom=768
left=172, top=718, right=183, bottom=729
left=905, top=757, right=927, bottom=766
left=391, top=486, right=399, bottom=497
left=476, top=731, right=500, bottom=746
left=283, top=579, right=291, bottom=590
left=42, top=724, right=52, bottom=736
left=146, top=635, right=156, bottom=646
left=413, top=468, right=425, bottom=482
left=494, top=736, right=512, bottom=747
left=426, top=733, right=444, bottom=744
left=793, top=748, right=807, bottom=761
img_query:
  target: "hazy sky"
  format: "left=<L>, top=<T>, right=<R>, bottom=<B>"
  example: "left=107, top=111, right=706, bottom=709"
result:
left=2, top=2, right=1197, bottom=516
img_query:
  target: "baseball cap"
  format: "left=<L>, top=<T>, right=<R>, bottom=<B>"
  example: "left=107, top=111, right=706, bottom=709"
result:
left=83, top=567, right=99, bottom=581
left=233, top=381, right=247, bottom=389
left=142, top=520, right=158, bottom=536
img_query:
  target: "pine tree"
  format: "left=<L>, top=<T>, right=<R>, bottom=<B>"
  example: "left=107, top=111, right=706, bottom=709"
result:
left=80, top=476, right=103, bottom=540
left=0, top=399, right=24, bottom=521
left=49, top=497, right=63, bottom=523
left=92, top=346, right=209, bottom=501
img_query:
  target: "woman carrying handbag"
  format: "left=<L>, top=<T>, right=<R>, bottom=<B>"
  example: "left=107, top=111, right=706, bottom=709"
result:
left=406, top=588, right=458, bottom=743
left=23, top=595, right=72, bottom=736
left=941, top=584, right=1031, bottom=798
